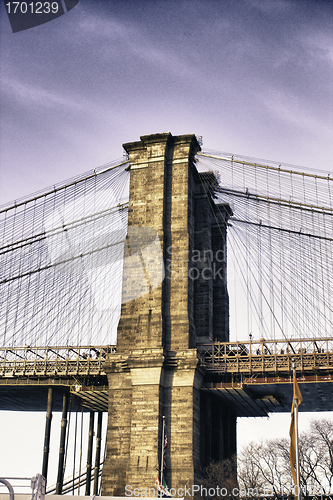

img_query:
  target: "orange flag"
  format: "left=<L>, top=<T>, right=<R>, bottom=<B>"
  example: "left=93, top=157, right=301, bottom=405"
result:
left=289, top=372, right=303, bottom=486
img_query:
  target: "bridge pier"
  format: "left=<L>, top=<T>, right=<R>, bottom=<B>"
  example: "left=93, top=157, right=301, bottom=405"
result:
left=93, top=411, right=103, bottom=495
left=200, top=393, right=236, bottom=465
left=41, top=387, right=53, bottom=484
left=101, top=133, right=233, bottom=495
left=85, top=411, right=95, bottom=495
left=55, top=392, right=69, bottom=495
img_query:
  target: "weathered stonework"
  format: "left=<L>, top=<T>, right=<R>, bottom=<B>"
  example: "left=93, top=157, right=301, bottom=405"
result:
left=101, top=133, right=235, bottom=497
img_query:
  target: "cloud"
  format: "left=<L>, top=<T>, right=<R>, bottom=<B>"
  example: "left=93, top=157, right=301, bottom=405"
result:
left=245, top=0, right=294, bottom=17
left=300, top=31, right=333, bottom=66
left=74, top=9, right=198, bottom=80
left=261, top=87, right=333, bottom=139
left=1, top=76, right=84, bottom=110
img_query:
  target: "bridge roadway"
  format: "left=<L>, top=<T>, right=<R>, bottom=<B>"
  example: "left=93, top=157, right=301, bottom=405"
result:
left=0, top=338, right=332, bottom=416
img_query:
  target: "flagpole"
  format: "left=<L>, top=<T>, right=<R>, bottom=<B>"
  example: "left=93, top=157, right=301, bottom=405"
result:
left=160, top=416, right=165, bottom=498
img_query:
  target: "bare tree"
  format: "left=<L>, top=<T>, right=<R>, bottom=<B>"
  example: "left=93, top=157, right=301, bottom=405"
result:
left=238, top=439, right=291, bottom=495
left=195, top=456, right=238, bottom=500
left=308, top=419, right=333, bottom=492
left=238, top=418, right=333, bottom=496
left=237, top=442, right=265, bottom=492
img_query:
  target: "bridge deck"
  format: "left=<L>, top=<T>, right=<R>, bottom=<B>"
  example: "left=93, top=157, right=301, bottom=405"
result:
left=0, top=339, right=332, bottom=415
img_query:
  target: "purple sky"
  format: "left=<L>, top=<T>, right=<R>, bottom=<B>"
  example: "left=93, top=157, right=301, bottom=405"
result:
left=1, top=0, right=332, bottom=206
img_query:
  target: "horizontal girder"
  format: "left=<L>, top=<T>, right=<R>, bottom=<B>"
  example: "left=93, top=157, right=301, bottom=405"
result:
left=197, top=337, right=333, bottom=375
left=0, top=338, right=332, bottom=415
left=1, top=338, right=333, bottom=379
left=0, top=345, right=115, bottom=378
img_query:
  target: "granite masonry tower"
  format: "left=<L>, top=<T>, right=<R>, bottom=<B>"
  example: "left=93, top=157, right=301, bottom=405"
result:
left=101, top=133, right=235, bottom=496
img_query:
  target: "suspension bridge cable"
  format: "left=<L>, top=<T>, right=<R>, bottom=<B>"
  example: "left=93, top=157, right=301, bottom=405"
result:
left=196, top=149, right=333, bottom=341
left=1, top=149, right=332, bottom=347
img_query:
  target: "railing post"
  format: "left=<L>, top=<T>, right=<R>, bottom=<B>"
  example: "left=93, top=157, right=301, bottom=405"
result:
left=41, top=387, right=53, bottom=483
left=93, top=411, right=103, bottom=495
left=55, top=392, right=69, bottom=494
left=85, top=411, right=95, bottom=495
left=0, top=478, right=15, bottom=500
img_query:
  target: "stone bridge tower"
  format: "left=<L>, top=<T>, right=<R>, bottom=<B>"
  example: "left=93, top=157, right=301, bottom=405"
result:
left=102, top=133, right=235, bottom=496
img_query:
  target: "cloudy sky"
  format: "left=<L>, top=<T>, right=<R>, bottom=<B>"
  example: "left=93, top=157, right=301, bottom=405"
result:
left=0, top=0, right=332, bottom=485
left=1, top=0, right=332, bottom=207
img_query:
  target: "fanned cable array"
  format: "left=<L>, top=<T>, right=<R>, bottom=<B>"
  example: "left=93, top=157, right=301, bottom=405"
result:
left=196, top=151, right=333, bottom=341
left=1, top=149, right=332, bottom=348
left=0, top=159, right=130, bottom=347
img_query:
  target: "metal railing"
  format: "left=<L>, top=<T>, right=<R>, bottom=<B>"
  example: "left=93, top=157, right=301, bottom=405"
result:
left=1, top=338, right=333, bottom=378
left=0, top=475, right=45, bottom=500
left=0, top=345, right=115, bottom=378
left=197, top=337, right=333, bottom=374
